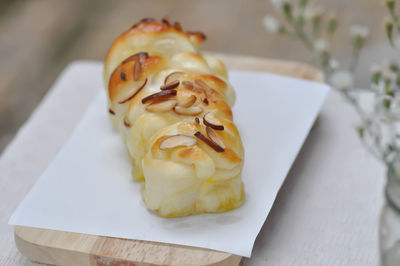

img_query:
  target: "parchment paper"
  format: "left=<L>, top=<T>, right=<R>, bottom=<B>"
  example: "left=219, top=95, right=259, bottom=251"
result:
left=9, top=69, right=329, bottom=257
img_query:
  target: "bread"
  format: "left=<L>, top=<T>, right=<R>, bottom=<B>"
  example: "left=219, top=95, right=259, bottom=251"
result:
left=103, top=17, right=244, bottom=217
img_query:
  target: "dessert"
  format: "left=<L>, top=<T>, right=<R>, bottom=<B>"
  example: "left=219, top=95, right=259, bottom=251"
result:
left=103, top=17, right=244, bottom=217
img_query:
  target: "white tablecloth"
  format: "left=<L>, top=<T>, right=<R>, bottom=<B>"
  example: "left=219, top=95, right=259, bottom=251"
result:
left=0, top=61, right=383, bottom=265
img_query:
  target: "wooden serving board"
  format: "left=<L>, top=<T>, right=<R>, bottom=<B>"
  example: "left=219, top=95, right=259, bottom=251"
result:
left=14, top=53, right=324, bottom=266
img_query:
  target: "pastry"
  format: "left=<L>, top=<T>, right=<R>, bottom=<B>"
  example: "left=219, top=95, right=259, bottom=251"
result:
left=103, top=17, right=244, bottom=217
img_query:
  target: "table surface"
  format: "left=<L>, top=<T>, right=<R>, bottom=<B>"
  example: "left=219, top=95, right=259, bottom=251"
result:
left=0, top=58, right=384, bottom=265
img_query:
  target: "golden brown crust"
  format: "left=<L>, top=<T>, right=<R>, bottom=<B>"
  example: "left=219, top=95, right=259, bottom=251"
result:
left=104, top=19, right=206, bottom=81
left=103, top=17, right=244, bottom=217
left=108, top=54, right=166, bottom=103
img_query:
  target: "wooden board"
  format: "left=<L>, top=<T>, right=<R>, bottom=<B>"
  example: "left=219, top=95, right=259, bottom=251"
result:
left=14, top=53, right=324, bottom=266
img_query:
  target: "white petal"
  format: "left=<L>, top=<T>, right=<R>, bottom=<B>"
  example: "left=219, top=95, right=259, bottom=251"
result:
left=350, top=24, right=369, bottom=38
left=314, top=39, right=330, bottom=52
left=262, top=15, right=280, bottom=33
left=328, top=70, right=354, bottom=90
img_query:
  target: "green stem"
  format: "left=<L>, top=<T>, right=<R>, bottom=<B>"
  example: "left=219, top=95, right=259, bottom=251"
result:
left=349, top=49, right=361, bottom=73
left=389, top=8, right=400, bottom=32
left=286, top=17, right=314, bottom=50
left=342, top=90, right=386, bottom=162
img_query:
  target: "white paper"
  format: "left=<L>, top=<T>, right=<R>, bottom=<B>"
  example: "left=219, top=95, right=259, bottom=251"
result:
left=9, top=67, right=329, bottom=257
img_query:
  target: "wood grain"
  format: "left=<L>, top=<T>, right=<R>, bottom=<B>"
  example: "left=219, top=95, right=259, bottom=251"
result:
left=13, top=54, right=323, bottom=266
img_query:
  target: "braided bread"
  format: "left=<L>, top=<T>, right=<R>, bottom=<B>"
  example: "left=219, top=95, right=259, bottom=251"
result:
left=103, top=17, right=244, bottom=217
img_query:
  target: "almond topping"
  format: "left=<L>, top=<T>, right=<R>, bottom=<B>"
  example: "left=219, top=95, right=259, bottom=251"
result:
left=178, top=95, right=197, bottom=108
left=194, top=131, right=224, bottom=152
left=161, top=17, right=170, bottom=26
left=141, top=89, right=177, bottom=104
left=122, top=52, right=148, bottom=64
left=183, top=80, right=204, bottom=93
left=124, top=117, right=132, bottom=128
left=203, top=112, right=224, bottom=130
left=120, top=71, right=126, bottom=81
left=164, top=71, right=184, bottom=85
left=186, top=31, right=207, bottom=41
left=173, top=22, right=183, bottom=31
left=206, top=126, right=226, bottom=149
left=195, top=79, right=212, bottom=98
left=133, top=51, right=149, bottom=58
left=146, top=99, right=177, bottom=113
left=133, top=61, right=142, bottom=81
left=141, top=18, right=155, bottom=22
left=160, top=80, right=180, bottom=90
left=195, top=79, right=211, bottom=91
left=118, top=78, right=148, bottom=104
left=182, top=80, right=194, bottom=90
left=160, top=135, right=197, bottom=150
left=174, top=105, right=203, bottom=116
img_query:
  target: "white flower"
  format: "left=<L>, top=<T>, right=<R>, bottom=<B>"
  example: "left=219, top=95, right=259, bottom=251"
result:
left=328, top=70, right=354, bottom=90
left=370, top=64, right=381, bottom=74
left=383, top=69, right=397, bottom=83
left=370, top=61, right=398, bottom=83
left=262, top=15, right=280, bottom=33
left=304, top=5, right=324, bottom=21
left=314, top=39, right=330, bottom=53
left=385, top=16, right=394, bottom=29
left=371, top=80, right=385, bottom=92
left=376, top=94, right=400, bottom=122
left=269, top=0, right=284, bottom=9
left=391, top=97, right=400, bottom=119
left=350, top=25, right=369, bottom=39
left=329, top=59, right=339, bottom=70
left=376, top=61, right=399, bottom=85
left=382, top=61, right=398, bottom=71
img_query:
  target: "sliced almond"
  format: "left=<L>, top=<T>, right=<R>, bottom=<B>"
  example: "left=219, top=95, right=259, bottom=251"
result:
left=164, top=71, right=184, bottom=85
left=124, top=117, right=132, bottom=128
left=146, top=99, right=177, bottom=113
left=161, top=16, right=171, bottom=26
left=182, top=80, right=194, bottom=90
left=194, top=79, right=213, bottom=99
left=122, top=52, right=148, bottom=64
left=141, top=89, right=177, bottom=104
left=183, top=80, right=204, bottom=93
left=174, top=105, right=203, bottom=116
left=203, top=112, right=224, bottom=130
left=160, top=135, right=197, bottom=150
left=194, top=79, right=211, bottom=88
left=178, top=95, right=197, bottom=108
left=160, top=80, right=180, bottom=90
left=194, top=131, right=224, bottom=152
left=134, top=51, right=149, bottom=58
left=206, top=126, right=226, bottom=149
left=173, top=22, right=183, bottom=31
left=133, top=60, right=142, bottom=81
left=194, top=79, right=211, bottom=91
left=118, top=78, right=148, bottom=104
left=186, top=31, right=207, bottom=41
left=141, top=17, right=155, bottom=22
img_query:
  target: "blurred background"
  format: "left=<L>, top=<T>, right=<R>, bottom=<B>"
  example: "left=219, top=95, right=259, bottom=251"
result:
left=0, top=0, right=392, bottom=152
